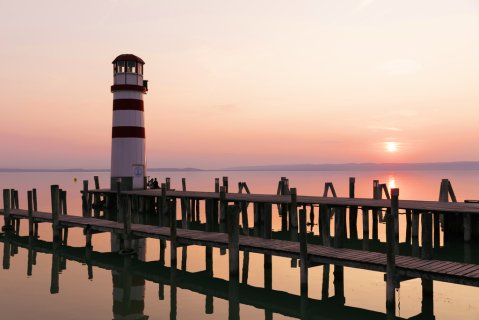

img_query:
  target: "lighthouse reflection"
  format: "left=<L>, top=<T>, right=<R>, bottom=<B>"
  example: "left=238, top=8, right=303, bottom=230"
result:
left=111, top=235, right=148, bottom=320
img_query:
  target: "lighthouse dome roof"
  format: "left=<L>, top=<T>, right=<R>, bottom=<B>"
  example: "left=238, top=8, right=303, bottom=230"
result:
left=112, top=54, right=145, bottom=64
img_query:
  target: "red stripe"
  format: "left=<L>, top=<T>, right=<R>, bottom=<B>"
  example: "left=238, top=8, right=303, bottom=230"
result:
left=112, top=126, right=145, bottom=138
left=111, top=84, right=147, bottom=93
left=113, top=99, right=144, bottom=111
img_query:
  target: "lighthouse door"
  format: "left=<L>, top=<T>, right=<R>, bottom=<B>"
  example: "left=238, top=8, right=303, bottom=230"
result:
left=132, top=164, right=145, bottom=189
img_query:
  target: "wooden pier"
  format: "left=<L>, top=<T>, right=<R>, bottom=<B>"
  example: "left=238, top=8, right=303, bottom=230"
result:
left=2, top=176, right=479, bottom=318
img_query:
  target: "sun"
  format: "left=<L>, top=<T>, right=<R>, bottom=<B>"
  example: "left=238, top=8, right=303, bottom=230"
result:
left=385, top=142, right=398, bottom=153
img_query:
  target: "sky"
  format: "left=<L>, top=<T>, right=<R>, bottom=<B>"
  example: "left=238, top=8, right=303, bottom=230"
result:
left=1, top=0, right=479, bottom=169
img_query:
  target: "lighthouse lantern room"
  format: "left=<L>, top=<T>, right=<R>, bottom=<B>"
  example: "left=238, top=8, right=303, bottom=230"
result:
left=110, top=54, right=148, bottom=190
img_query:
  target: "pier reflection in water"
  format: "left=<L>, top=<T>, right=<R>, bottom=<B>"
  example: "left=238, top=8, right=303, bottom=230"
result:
left=1, top=171, right=479, bottom=319
left=2, top=214, right=467, bottom=320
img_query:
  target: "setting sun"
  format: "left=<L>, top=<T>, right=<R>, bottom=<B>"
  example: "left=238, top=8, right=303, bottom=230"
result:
left=385, top=142, right=398, bottom=153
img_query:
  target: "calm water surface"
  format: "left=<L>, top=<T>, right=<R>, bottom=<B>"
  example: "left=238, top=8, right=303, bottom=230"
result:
left=0, top=170, right=478, bottom=319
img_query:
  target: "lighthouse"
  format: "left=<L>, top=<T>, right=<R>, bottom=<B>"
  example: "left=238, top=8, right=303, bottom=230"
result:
left=110, top=54, right=148, bottom=190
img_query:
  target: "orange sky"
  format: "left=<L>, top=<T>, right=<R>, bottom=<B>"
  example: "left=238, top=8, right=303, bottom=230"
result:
left=1, top=0, right=479, bottom=169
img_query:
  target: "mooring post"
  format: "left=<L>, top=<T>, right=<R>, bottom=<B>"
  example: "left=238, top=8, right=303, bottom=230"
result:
left=222, top=176, right=229, bottom=193
left=219, top=186, right=227, bottom=233
left=362, top=207, right=369, bottom=240
left=165, top=177, right=171, bottom=190
left=299, top=208, right=308, bottom=295
left=51, top=185, right=61, bottom=241
left=422, top=212, right=433, bottom=260
left=386, top=188, right=399, bottom=313
left=241, top=200, right=249, bottom=235
left=290, top=188, right=298, bottom=229
left=160, top=183, right=167, bottom=226
left=93, top=175, right=100, bottom=205
left=27, top=190, right=34, bottom=236
left=349, top=177, right=358, bottom=239
left=372, top=180, right=380, bottom=240
left=13, top=190, right=19, bottom=209
left=320, top=204, right=331, bottom=247
left=3, top=189, right=11, bottom=230
left=214, top=178, right=220, bottom=193
left=227, top=205, right=240, bottom=279
left=334, top=207, right=346, bottom=248
left=412, top=209, right=420, bottom=238
left=123, top=196, right=132, bottom=252
left=82, top=180, right=89, bottom=217
left=170, top=199, right=177, bottom=268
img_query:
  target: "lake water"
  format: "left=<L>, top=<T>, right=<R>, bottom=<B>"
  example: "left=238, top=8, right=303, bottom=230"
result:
left=0, top=170, right=478, bottom=319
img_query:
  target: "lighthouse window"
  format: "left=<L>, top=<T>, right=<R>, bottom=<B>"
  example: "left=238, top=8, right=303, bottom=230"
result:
left=116, top=61, right=125, bottom=73
left=127, top=61, right=136, bottom=73
left=138, top=64, right=143, bottom=75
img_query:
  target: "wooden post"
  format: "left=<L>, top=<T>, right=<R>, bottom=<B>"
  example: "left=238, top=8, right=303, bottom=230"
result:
left=27, top=191, right=34, bottom=236
left=464, top=213, right=472, bottom=242
left=320, top=204, right=331, bottom=247
left=412, top=210, right=419, bottom=238
left=422, top=212, right=433, bottom=260
left=165, top=177, right=171, bottom=190
left=93, top=175, right=100, bottom=205
left=240, top=201, right=249, bottom=235
left=386, top=188, right=399, bottom=313
left=160, top=183, right=167, bottom=227
left=219, top=186, right=227, bottom=233
left=51, top=185, right=61, bottom=241
left=362, top=207, right=369, bottom=237
left=82, top=180, right=89, bottom=217
left=13, top=190, right=19, bottom=209
left=3, top=189, right=11, bottom=230
left=290, top=188, right=298, bottom=229
left=372, top=180, right=380, bottom=240
left=122, top=196, right=132, bottom=252
left=32, top=188, right=38, bottom=211
left=334, top=207, right=345, bottom=248
left=215, top=178, right=220, bottom=193
left=170, top=199, right=177, bottom=268
left=227, top=205, right=240, bottom=279
left=299, top=208, right=308, bottom=295
left=349, top=177, right=358, bottom=239
left=222, top=176, right=229, bottom=193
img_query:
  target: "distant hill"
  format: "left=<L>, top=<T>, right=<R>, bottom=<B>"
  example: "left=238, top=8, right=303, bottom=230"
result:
left=222, top=162, right=479, bottom=171
left=2, top=162, right=479, bottom=172
left=0, top=167, right=203, bottom=173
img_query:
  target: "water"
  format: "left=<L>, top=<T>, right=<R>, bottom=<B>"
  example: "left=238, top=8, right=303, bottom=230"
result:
left=0, top=170, right=478, bottom=319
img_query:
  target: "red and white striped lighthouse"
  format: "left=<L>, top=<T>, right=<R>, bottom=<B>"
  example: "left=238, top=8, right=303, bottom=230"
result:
left=110, top=54, right=148, bottom=190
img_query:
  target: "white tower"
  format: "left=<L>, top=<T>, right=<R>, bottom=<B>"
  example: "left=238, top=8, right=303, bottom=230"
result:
left=110, top=54, right=148, bottom=190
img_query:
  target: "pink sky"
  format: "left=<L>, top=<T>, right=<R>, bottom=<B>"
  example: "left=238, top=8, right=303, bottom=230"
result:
left=1, top=1, right=479, bottom=169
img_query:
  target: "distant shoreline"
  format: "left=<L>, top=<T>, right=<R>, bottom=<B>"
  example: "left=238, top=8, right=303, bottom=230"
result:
left=2, top=161, right=479, bottom=172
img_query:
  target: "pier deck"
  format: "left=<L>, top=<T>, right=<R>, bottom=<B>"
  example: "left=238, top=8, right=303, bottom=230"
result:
left=92, top=189, right=479, bottom=214
left=2, top=208, right=479, bottom=286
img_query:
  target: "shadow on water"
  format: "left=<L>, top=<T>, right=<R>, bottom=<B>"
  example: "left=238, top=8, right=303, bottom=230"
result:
left=0, top=227, right=445, bottom=320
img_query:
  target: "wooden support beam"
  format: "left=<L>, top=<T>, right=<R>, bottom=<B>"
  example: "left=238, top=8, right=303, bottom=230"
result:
left=227, top=205, right=240, bottom=279
left=386, top=188, right=399, bottom=313
left=320, top=204, right=331, bottom=247
left=51, top=185, right=61, bottom=241
left=299, top=208, right=308, bottom=295
left=27, top=191, right=33, bottom=236
left=349, top=177, right=358, bottom=239
left=82, top=180, right=88, bottom=217
left=3, top=189, right=11, bottom=230
left=290, top=188, right=298, bottom=229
